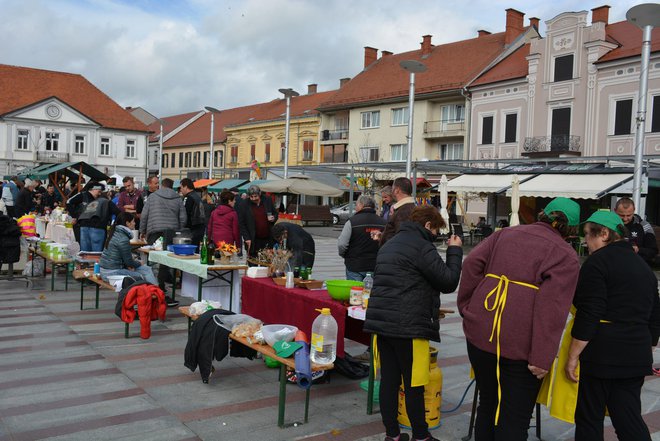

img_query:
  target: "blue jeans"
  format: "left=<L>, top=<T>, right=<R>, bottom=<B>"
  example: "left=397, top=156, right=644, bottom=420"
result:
left=80, top=227, right=106, bottom=252
left=346, top=270, right=367, bottom=281
left=100, top=265, right=158, bottom=286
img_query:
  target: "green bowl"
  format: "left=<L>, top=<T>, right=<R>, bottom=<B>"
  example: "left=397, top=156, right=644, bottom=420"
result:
left=325, top=279, right=364, bottom=301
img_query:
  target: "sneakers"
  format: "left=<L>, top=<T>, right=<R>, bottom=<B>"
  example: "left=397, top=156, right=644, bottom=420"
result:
left=165, top=296, right=179, bottom=307
left=384, top=434, right=410, bottom=441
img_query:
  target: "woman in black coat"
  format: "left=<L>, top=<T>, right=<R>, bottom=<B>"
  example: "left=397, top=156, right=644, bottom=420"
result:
left=364, top=206, right=463, bottom=441
left=565, top=210, right=660, bottom=441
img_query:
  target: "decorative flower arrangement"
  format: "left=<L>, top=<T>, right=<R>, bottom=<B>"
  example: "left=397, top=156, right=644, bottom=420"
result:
left=251, top=247, right=293, bottom=275
left=216, top=241, right=239, bottom=263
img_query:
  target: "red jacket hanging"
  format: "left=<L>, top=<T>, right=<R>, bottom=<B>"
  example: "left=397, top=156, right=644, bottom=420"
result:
left=121, top=284, right=167, bottom=339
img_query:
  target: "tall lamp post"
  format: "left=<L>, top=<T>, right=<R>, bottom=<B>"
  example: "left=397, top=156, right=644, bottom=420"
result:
left=157, top=119, right=164, bottom=179
left=400, top=60, right=427, bottom=179
left=626, top=4, right=660, bottom=209
left=278, top=88, right=299, bottom=180
left=204, top=106, right=221, bottom=179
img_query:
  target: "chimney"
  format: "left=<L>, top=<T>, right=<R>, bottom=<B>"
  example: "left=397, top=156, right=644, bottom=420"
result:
left=421, top=35, right=432, bottom=56
left=381, top=50, right=393, bottom=57
left=364, top=46, right=378, bottom=68
left=478, top=29, right=492, bottom=37
left=591, top=5, right=610, bottom=25
left=307, top=83, right=317, bottom=95
left=505, top=8, right=525, bottom=45
left=529, top=17, right=540, bottom=30
left=339, top=77, right=351, bottom=87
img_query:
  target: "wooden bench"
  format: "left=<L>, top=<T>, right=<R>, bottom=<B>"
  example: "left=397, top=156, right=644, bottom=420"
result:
left=179, top=306, right=333, bottom=427
left=72, top=269, right=114, bottom=310
left=286, top=204, right=333, bottom=226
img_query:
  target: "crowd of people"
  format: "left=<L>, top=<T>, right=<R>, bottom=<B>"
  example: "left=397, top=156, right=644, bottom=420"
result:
left=2, top=171, right=659, bottom=441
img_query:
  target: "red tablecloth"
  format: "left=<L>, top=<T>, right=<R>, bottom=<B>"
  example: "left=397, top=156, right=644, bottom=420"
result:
left=241, top=277, right=370, bottom=357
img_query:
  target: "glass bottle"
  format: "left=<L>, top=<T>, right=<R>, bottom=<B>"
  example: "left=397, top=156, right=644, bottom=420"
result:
left=200, top=234, right=208, bottom=264
left=207, top=239, right=215, bottom=265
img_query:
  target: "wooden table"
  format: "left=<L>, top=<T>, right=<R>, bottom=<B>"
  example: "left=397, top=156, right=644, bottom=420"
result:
left=30, top=248, right=73, bottom=291
left=179, top=306, right=333, bottom=428
left=148, top=251, right=246, bottom=311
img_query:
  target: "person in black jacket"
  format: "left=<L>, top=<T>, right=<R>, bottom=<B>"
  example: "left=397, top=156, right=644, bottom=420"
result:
left=337, top=195, right=385, bottom=281
left=364, top=206, right=463, bottom=441
left=271, top=222, right=315, bottom=269
left=238, top=185, right=277, bottom=263
left=566, top=210, right=660, bottom=441
left=179, top=178, right=206, bottom=248
left=614, top=197, right=658, bottom=266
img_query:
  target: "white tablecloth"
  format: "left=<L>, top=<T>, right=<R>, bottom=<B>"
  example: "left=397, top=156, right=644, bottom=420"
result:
left=181, top=271, right=242, bottom=312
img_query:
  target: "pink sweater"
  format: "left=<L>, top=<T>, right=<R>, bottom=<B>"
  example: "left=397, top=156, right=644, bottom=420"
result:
left=207, top=205, right=240, bottom=247
left=457, top=223, right=579, bottom=370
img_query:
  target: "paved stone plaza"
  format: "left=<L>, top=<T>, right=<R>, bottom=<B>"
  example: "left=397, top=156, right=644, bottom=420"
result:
left=1, top=228, right=659, bottom=440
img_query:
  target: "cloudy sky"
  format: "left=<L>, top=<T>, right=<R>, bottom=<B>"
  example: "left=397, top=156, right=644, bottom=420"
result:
left=1, top=0, right=639, bottom=117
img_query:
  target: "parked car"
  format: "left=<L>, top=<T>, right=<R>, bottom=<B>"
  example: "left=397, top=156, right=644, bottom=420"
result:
left=330, top=203, right=353, bottom=225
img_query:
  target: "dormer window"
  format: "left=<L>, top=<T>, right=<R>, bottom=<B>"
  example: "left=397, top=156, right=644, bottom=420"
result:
left=554, top=54, right=573, bottom=82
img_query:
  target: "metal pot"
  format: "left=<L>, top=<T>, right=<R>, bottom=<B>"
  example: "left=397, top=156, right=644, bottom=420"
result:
left=173, top=236, right=192, bottom=245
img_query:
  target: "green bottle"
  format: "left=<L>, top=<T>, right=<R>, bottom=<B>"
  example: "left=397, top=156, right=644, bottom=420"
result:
left=200, top=234, right=208, bottom=264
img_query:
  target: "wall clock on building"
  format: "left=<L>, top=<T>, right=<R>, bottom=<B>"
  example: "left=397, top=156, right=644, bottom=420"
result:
left=45, top=104, right=61, bottom=119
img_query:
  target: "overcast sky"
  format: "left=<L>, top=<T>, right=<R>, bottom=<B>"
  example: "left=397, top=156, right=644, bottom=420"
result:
left=1, top=0, right=639, bottom=117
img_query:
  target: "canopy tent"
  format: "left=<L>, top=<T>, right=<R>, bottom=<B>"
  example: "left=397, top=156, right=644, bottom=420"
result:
left=447, top=174, right=525, bottom=194
left=108, top=173, right=123, bottom=186
left=193, top=178, right=220, bottom=189
left=25, top=162, right=109, bottom=182
left=237, top=179, right=270, bottom=193
left=208, top=179, right=249, bottom=193
left=503, top=173, right=641, bottom=199
left=6, top=163, right=54, bottom=180
left=258, top=176, right=344, bottom=197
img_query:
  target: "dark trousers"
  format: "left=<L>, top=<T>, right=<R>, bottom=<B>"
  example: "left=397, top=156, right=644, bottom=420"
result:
left=467, top=341, right=541, bottom=441
left=147, top=230, right=174, bottom=290
left=575, top=374, right=650, bottom=441
left=378, top=335, right=428, bottom=440
left=190, top=224, right=205, bottom=250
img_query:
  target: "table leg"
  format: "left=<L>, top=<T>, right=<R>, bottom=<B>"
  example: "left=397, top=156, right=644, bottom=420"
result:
left=65, top=266, right=69, bottom=290
left=171, top=270, right=177, bottom=301
left=278, top=364, right=287, bottom=428
left=229, top=270, right=234, bottom=312
left=197, top=276, right=203, bottom=302
left=31, top=250, right=35, bottom=277
left=304, top=387, right=310, bottom=423
left=95, top=285, right=100, bottom=309
left=367, top=335, right=375, bottom=415
left=51, top=262, right=55, bottom=291
left=80, top=280, right=84, bottom=310
left=125, top=323, right=129, bottom=338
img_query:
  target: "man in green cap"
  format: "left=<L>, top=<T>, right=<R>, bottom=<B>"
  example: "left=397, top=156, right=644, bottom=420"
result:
left=458, top=197, right=581, bottom=439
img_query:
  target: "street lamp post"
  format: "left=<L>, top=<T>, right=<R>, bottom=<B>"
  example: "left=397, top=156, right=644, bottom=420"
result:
left=278, top=88, right=300, bottom=180
left=400, top=60, right=427, bottom=179
left=204, top=106, right=221, bottom=179
left=158, top=119, right=164, bottom=179
left=626, top=4, right=660, bottom=209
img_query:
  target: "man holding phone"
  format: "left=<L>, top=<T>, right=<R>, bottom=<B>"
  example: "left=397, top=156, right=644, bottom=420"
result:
left=238, top=185, right=278, bottom=263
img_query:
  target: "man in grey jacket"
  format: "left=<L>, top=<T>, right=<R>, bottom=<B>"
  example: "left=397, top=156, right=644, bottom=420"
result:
left=139, top=178, right=186, bottom=305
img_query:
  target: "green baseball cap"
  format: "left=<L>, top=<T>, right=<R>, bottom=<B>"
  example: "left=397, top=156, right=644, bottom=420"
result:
left=543, top=197, right=580, bottom=226
left=273, top=340, right=302, bottom=358
left=584, top=210, right=624, bottom=234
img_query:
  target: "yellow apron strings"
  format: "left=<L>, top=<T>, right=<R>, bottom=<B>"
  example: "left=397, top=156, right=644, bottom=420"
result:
left=484, top=273, right=539, bottom=425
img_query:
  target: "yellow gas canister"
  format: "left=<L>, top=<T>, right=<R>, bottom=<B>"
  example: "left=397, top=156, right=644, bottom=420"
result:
left=397, top=347, right=443, bottom=429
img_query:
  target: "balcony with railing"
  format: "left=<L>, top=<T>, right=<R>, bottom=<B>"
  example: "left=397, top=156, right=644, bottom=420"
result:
left=423, top=119, right=466, bottom=139
left=522, top=135, right=581, bottom=157
left=320, top=129, right=349, bottom=144
left=36, top=151, right=69, bottom=163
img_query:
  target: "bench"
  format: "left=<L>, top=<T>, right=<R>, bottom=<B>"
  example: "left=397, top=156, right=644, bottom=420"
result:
left=179, top=306, right=333, bottom=427
left=72, top=269, right=114, bottom=310
left=286, top=204, right=333, bottom=227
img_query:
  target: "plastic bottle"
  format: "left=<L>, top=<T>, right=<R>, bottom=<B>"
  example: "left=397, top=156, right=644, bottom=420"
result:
left=310, top=308, right=337, bottom=365
left=362, top=272, right=373, bottom=309
left=93, top=262, right=100, bottom=279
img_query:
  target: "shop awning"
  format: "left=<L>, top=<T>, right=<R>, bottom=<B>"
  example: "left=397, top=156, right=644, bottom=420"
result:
left=193, top=178, right=220, bottom=189
left=208, top=179, right=249, bottom=192
left=447, top=174, right=521, bottom=193
left=504, top=173, right=642, bottom=199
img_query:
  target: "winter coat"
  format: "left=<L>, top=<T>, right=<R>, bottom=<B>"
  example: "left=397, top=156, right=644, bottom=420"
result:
left=572, top=240, right=660, bottom=378
left=120, top=283, right=166, bottom=339
left=0, top=215, right=21, bottom=263
left=276, top=222, right=315, bottom=269
left=379, top=198, right=415, bottom=246
left=238, top=196, right=277, bottom=242
left=139, top=187, right=186, bottom=236
left=457, top=222, right=580, bottom=371
left=207, top=204, right=240, bottom=247
left=625, top=214, right=658, bottom=266
left=337, top=207, right=386, bottom=272
left=14, top=188, right=33, bottom=217
left=100, top=225, right=142, bottom=270
left=183, top=190, right=205, bottom=228
left=363, top=222, right=463, bottom=342
left=184, top=309, right=233, bottom=382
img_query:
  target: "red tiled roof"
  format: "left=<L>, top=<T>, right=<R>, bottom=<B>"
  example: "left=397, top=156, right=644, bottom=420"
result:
left=0, top=64, right=149, bottom=132
left=146, top=111, right=201, bottom=142
left=164, top=91, right=336, bottom=148
left=470, top=44, right=531, bottom=87
left=597, top=21, right=660, bottom=63
left=318, top=32, right=521, bottom=110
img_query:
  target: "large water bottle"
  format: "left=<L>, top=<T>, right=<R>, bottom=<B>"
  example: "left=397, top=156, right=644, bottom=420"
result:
left=310, top=308, right=337, bottom=365
left=362, top=272, right=374, bottom=309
